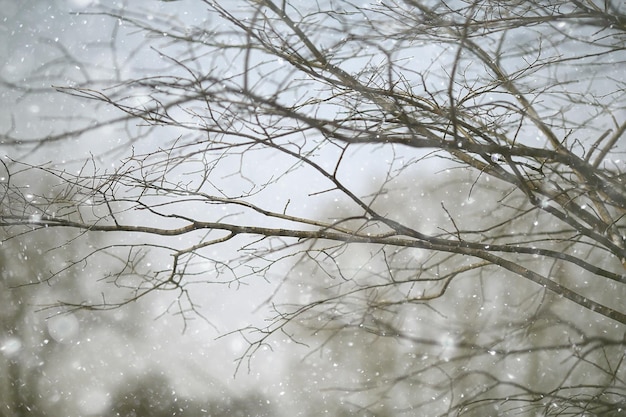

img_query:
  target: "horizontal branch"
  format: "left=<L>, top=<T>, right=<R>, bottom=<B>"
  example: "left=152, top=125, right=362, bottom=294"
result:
left=3, top=213, right=625, bottom=325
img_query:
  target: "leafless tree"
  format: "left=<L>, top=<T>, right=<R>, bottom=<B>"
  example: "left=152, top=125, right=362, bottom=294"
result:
left=2, top=0, right=626, bottom=415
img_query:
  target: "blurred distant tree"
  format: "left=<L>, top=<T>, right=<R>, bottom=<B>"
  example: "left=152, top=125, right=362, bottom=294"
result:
left=2, top=0, right=626, bottom=415
left=109, top=373, right=273, bottom=417
left=0, top=218, right=92, bottom=416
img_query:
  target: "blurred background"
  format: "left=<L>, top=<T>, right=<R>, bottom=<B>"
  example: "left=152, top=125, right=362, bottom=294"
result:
left=2, top=1, right=625, bottom=416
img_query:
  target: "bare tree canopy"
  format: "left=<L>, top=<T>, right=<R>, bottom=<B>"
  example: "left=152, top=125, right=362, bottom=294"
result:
left=2, top=0, right=626, bottom=415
